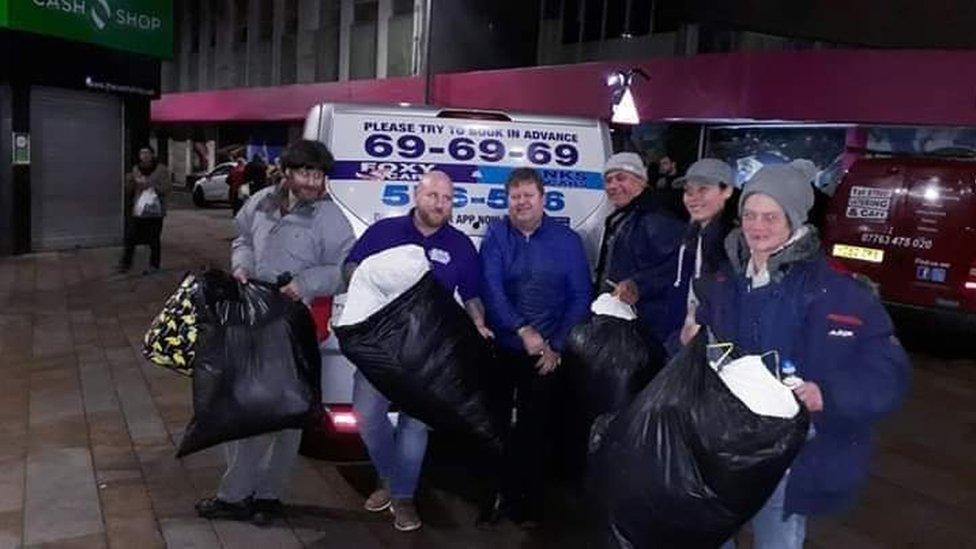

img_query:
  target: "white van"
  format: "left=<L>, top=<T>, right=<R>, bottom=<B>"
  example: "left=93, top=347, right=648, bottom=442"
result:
left=301, top=103, right=611, bottom=446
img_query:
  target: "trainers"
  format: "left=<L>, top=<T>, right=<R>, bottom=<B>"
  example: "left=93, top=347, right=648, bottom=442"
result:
left=251, top=498, right=284, bottom=526
left=392, top=498, right=422, bottom=532
left=195, top=496, right=253, bottom=521
left=364, top=481, right=391, bottom=512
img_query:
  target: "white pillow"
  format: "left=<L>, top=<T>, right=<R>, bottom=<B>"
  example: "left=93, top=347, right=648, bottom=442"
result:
left=711, top=355, right=800, bottom=419
left=335, top=244, right=430, bottom=326
left=590, top=292, right=637, bottom=320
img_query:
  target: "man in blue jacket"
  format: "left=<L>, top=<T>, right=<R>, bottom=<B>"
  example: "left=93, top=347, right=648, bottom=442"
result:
left=682, top=161, right=910, bottom=548
left=478, top=167, right=591, bottom=528
left=595, top=152, right=686, bottom=347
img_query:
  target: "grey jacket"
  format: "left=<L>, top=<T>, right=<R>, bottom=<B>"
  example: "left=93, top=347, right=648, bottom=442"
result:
left=231, top=185, right=356, bottom=301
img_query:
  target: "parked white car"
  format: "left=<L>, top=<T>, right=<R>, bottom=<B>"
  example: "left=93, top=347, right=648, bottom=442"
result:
left=192, top=162, right=249, bottom=207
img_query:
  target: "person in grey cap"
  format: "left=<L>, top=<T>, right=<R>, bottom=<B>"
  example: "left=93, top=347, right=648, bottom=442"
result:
left=595, top=151, right=686, bottom=348
left=682, top=159, right=910, bottom=549
left=665, top=158, right=737, bottom=355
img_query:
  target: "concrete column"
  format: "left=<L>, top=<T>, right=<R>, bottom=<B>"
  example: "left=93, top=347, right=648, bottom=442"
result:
left=339, top=0, right=353, bottom=81
left=411, top=0, right=424, bottom=74
left=271, top=0, right=286, bottom=85
left=676, top=23, right=699, bottom=56
left=376, top=0, right=391, bottom=78
left=198, top=0, right=212, bottom=89
left=246, top=0, right=261, bottom=86
left=178, top=3, right=193, bottom=91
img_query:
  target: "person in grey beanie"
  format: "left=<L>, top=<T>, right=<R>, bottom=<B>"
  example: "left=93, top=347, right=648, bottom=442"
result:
left=595, top=152, right=686, bottom=348
left=681, top=159, right=910, bottom=548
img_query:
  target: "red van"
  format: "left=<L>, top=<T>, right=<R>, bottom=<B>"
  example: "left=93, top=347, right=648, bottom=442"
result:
left=822, top=156, right=976, bottom=328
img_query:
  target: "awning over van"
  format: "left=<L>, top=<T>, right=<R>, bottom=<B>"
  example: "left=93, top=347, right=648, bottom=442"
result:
left=153, top=49, right=976, bottom=127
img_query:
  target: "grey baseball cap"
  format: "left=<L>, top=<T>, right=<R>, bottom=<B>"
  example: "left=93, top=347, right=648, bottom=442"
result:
left=603, top=152, right=647, bottom=180
left=673, top=158, right=735, bottom=188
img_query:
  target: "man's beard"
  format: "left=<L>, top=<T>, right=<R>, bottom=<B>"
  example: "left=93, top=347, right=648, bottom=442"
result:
left=290, top=181, right=324, bottom=201
left=417, top=208, right=448, bottom=229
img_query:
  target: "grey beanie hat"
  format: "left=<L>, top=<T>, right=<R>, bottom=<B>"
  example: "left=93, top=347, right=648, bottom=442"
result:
left=739, top=159, right=818, bottom=230
left=603, top=152, right=647, bottom=180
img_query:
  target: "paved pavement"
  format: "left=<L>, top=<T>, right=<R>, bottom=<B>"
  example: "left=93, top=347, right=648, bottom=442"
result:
left=0, top=202, right=973, bottom=548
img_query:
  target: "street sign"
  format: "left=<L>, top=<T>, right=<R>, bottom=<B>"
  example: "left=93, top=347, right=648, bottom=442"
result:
left=12, top=132, right=30, bottom=165
left=0, top=0, right=173, bottom=59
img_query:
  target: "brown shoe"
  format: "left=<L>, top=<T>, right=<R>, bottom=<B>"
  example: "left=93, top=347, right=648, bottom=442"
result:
left=364, top=481, right=391, bottom=512
left=392, top=498, right=422, bottom=532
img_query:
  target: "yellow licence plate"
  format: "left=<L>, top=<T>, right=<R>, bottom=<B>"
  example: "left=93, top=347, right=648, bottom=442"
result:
left=832, top=244, right=885, bottom=263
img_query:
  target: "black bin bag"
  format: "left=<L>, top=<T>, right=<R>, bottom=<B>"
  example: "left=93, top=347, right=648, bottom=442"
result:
left=591, top=329, right=809, bottom=548
left=334, top=273, right=503, bottom=454
left=176, top=270, right=321, bottom=458
left=564, top=315, right=662, bottom=419
left=561, top=314, right=661, bottom=479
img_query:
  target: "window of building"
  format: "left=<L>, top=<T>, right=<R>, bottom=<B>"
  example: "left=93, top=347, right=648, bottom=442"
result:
left=209, top=0, right=221, bottom=48
left=562, top=0, right=581, bottom=44
left=543, top=0, right=561, bottom=20
left=561, top=0, right=655, bottom=44
left=236, top=0, right=248, bottom=43
left=605, top=0, right=626, bottom=39
left=388, top=0, right=415, bottom=77
left=317, top=0, right=341, bottom=81
left=350, top=1, right=379, bottom=80
left=630, top=0, right=652, bottom=36
left=582, top=0, right=603, bottom=42
left=393, top=0, right=414, bottom=16
left=189, top=1, right=200, bottom=53
left=260, top=0, right=274, bottom=40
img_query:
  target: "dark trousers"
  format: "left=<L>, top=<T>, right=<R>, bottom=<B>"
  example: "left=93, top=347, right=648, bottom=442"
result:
left=121, top=217, right=163, bottom=269
left=490, top=347, right=558, bottom=516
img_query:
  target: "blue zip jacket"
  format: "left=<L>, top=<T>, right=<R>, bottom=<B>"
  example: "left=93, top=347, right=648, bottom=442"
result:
left=480, top=215, right=592, bottom=353
left=694, top=228, right=911, bottom=516
left=595, top=189, right=686, bottom=343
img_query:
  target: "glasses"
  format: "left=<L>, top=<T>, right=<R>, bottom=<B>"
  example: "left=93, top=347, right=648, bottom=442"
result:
left=291, top=167, right=326, bottom=181
left=741, top=211, right=785, bottom=224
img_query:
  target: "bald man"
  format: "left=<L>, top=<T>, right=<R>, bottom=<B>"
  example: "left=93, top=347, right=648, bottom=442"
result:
left=342, top=170, right=489, bottom=532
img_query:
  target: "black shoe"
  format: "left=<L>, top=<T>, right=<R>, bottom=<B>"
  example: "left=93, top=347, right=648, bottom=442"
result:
left=475, top=492, right=507, bottom=530
left=251, top=498, right=284, bottom=526
left=195, top=496, right=253, bottom=521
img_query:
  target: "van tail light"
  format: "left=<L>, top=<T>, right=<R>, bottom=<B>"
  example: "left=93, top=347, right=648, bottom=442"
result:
left=325, top=404, right=359, bottom=434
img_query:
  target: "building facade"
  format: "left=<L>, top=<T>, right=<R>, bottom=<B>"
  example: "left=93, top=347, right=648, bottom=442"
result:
left=0, top=1, right=171, bottom=255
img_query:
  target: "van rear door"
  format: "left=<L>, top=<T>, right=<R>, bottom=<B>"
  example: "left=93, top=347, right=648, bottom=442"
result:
left=896, top=162, right=976, bottom=312
left=306, top=103, right=611, bottom=255
left=826, top=159, right=907, bottom=289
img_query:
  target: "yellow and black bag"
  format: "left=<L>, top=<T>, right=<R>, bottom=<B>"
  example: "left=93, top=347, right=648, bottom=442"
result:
left=142, top=273, right=200, bottom=376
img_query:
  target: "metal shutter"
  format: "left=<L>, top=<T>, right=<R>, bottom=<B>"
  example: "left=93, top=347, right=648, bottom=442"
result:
left=30, top=86, right=123, bottom=250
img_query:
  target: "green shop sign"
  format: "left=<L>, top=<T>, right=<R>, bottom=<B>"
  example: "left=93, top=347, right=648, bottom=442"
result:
left=0, top=0, right=173, bottom=58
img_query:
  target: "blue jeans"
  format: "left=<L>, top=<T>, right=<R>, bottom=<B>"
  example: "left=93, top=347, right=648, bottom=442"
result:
left=352, top=371, right=429, bottom=499
left=721, top=475, right=807, bottom=549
